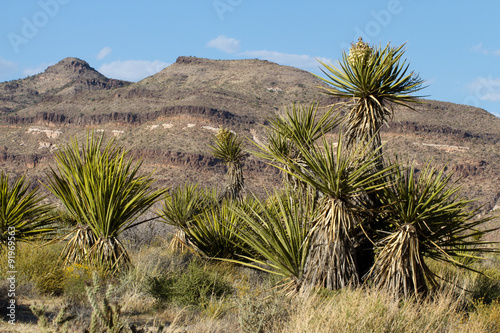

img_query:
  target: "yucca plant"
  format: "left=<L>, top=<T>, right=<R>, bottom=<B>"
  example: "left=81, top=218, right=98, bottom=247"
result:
left=183, top=197, right=258, bottom=259
left=227, top=187, right=317, bottom=293
left=261, top=102, right=339, bottom=189
left=0, top=172, right=56, bottom=251
left=45, top=133, right=167, bottom=273
left=368, top=163, right=497, bottom=297
left=158, top=183, right=214, bottom=253
left=260, top=131, right=393, bottom=290
left=316, top=38, right=426, bottom=164
left=210, top=127, right=246, bottom=201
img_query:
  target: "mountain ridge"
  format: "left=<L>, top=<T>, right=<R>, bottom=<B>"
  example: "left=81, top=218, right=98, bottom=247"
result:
left=0, top=56, right=498, bottom=238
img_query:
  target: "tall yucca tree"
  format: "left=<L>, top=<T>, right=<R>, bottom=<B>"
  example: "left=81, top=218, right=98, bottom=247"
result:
left=0, top=172, right=56, bottom=250
left=260, top=132, right=393, bottom=290
left=46, top=134, right=167, bottom=273
left=316, top=38, right=426, bottom=163
left=210, top=127, right=246, bottom=201
left=368, top=163, right=497, bottom=297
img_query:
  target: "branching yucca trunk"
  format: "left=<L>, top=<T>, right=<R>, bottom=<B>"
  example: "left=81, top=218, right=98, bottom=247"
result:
left=302, top=199, right=359, bottom=290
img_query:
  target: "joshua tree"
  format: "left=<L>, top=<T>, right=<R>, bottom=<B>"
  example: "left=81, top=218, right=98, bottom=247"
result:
left=46, top=133, right=167, bottom=273
left=0, top=172, right=56, bottom=251
left=210, top=127, right=246, bottom=201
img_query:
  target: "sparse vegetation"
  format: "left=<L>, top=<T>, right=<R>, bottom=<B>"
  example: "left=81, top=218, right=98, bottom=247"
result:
left=0, top=40, right=499, bottom=332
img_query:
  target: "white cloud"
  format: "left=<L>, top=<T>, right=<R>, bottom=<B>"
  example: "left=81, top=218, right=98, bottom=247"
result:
left=0, top=57, right=18, bottom=79
left=22, top=62, right=54, bottom=77
left=98, top=60, right=169, bottom=82
left=467, top=76, right=500, bottom=102
left=207, top=36, right=240, bottom=53
left=472, top=43, right=500, bottom=56
left=96, top=46, right=112, bottom=60
left=240, top=50, right=333, bottom=69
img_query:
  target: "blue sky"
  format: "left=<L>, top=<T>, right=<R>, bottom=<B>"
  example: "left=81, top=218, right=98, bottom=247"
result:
left=1, top=1, right=499, bottom=117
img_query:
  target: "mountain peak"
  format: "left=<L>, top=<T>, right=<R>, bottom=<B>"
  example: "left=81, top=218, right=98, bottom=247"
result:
left=44, top=57, right=100, bottom=78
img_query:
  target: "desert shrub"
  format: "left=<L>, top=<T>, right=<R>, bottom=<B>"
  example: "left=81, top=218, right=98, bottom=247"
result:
left=145, top=259, right=233, bottom=307
left=238, top=292, right=290, bottom=333
left=34, top=265, right=66, bottom=296
left=0, top=242, right=67, bottom=295
left=63, top=263, right=93, bottom=303
left=469, top=300, right=500, bottom=332
left=470, top=269, right=500, bottom=304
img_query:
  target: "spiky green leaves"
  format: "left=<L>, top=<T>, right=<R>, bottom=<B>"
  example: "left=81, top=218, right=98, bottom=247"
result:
left=369, top=163, right=497, bottom=297
left=160, top=183, right=212, bottom=229
left=210, top=128, right=246, bottom=200
left=0, top=172, right=56, bottom=250
left=266, top=103, right=339, bottom=149
left=316, top=39, right=426, bottom=152
left=257, top=102, right=340, bottom=190
left=318, top=39, right=425, bottom=107
left=227, top=188, right=317, bottom=288
left=46, top=133, right=167, bottom=272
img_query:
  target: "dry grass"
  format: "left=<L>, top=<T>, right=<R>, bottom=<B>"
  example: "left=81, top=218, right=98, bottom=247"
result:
left=2, top=241, right=500, bottom=332
left=274, top=288, right=490, bottom=333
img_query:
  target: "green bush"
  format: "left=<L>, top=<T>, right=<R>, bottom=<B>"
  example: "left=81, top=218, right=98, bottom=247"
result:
left=34, top=266, right=66, bottom=296
left=145, top=260, right=233, bottom=307
left=0, top=242, right=67, bottom=295
left=471, top=269, right=500, bottom=304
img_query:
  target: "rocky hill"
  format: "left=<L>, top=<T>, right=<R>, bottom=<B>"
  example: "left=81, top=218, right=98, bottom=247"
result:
left=0, top=56, right=499, bottom=238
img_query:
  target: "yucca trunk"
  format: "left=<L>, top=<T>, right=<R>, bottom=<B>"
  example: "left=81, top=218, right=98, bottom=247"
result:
left=90, top=236, right=130, bottom=273
left=62, top=225, right=97, bottom=264
left=62, top=225, right=130, bottom=273
left=222, top=161, right=244, bottom=201
left=344, top=101, right=387, bottom=169
left=368, top=224, right=431, bottom=298
left=167, top=229, right=193, bottom=253
left=302, top=198, right=359, bottom=290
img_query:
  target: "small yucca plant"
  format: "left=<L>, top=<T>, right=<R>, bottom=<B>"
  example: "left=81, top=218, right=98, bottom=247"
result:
left=158, top=183, right=215, bottom=253
left=227, top=187, right=317, bottom=293
left=183, top=197, right=258, bottom=259
left=210, top=127, right=246, bottom=201
left=368, top=163, right=497, bottom=297
left=0, top=172, right=56, bottom=250
left=46, top=133, right=167, bottom=274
